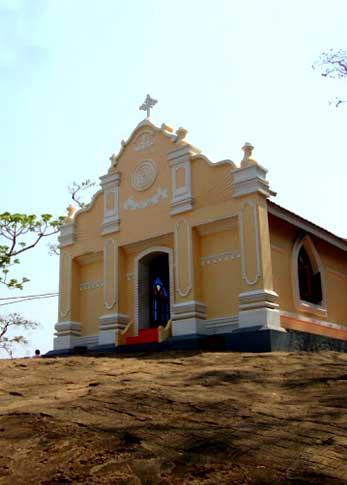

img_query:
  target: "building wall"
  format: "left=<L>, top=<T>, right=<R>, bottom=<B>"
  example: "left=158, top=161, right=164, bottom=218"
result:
left=269, top=214, right=347, bottom=327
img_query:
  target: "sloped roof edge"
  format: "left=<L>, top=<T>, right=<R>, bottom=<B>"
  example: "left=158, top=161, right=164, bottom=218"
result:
left=268, top=200, right=347, bottom=252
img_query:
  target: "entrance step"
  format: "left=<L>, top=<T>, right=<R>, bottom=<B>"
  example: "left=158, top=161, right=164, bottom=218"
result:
left=126, top=327, right=159, bottom=345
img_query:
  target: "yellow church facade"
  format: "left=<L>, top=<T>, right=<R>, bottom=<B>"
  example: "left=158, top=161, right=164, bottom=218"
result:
left=53, top=104, right=347, bottom=353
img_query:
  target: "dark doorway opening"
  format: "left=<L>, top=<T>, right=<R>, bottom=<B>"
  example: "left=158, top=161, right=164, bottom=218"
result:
left=148, top=253, right=170, bottom=327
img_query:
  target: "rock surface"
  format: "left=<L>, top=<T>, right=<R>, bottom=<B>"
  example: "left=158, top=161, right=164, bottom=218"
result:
left=0, top=351, right=347, bottom=484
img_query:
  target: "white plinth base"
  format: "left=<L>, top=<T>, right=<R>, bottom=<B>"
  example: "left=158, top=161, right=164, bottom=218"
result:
left=172, top=318, right=206, bottom=337
left=239, top=308, right=285, bottom=332
left=53, top=335, right=78, bottom=350
left=99, top=328, right=116, bottom=345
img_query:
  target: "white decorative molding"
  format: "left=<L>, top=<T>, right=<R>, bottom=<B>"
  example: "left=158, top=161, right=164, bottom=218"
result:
left=171, top=300, right=207, bottom=337
left=268, top=202, right=347, bottom=252
left=204, top=315, right=239, bottom=335
left=280, top=311, right=347, bottom=331
left=103, top=238, right=118, bottom=310
left=201, top=250, right=240, bottom=266
left=239, top=200, right=261, bottom=286
left=73, top=335, right=99, bottom=348
left=109, top=119, right=177, bottom=166
left=134, top=246, right=174, bottom=335
left=124, top=186, right=168, bottom=210
left=133, top=130, right=156, bottom=152
left=291, top=234, right=327, bottom=318
left=80, top=280, right=104, bottom=291
left=100, top=171, right=121, bottom=235
left=53, top=321, right=81, bottom=350
left=174, top=219, right=193, bottom=297
left=132, top=159, right=157, bottom=191
left=99, top=313, right=129, bottom=346
left=168, top=145, right=193, bottom=215
left=59, top=223, right=75, bottom=247
left=59, top=251, right=72, bottom=319
left=238, top=289, right=283, bottom=331
left=172, top=300, right=207, bottom=321
left=231, top=162, right=273, bottom=198
left=55, top=320, right=81, bottom=336
left=126, top=272, right=134, bottom=280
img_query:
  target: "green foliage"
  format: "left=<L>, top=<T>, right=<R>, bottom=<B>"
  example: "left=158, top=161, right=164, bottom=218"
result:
left=0, top=211, right=65, bottom=290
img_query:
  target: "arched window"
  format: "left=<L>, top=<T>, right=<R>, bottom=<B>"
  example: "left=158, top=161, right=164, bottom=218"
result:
left=292, top=234, right=326, bottom=316
left=298, top=247, right=322, bottom=304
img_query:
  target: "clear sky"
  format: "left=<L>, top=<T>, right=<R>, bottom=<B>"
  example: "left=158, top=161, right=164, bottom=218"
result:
left=1, top=0, right=346, bottom=357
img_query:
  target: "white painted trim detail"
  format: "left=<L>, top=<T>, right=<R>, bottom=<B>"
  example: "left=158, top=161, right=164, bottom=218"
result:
left=291, top=234, right=327, bottom=318
left=124, top=186, right=168, bottom=211
left=59, top=223, right=75, bottom=247
left=55, top=320, right=81, bottom=336
left=168, top=145, right=193, bottom=215
left=204, top=315, right=239, bottom=335
left=174, top=219, right=193, bottom=297
left=73, top=335, right=99, bottom=348
left=133, top=129, right=156, bottom=152
left=103, top=238, right=118, bottom=310
left=238, top=289, right=283, bottom=331
left=134, top=246, right=174, bottom=336
left=239, top=200, right=261, bottom=286
left=80, top=280, right=104, bottom=291
left=280, top=311, right=347, bottom=331
left=231, top=163, right=272, bottom=198
left=59, top=251, right=72, bottom=319
left=99, top=313, right=129, bottom=346
left=172, top=300, right=207, bottom=321
left=201, top=250, right=240, bottom=266
left=100, top=171, right=121, bottom=235
left=131, top=159, right=157, bottom=191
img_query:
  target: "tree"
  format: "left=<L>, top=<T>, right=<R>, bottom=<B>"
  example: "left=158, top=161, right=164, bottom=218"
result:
left=68, top=179, right=96, bottom=209
left=0, top=212, right=64, bottom=356
left=0, top=313, right=38, bottom=358
left=0, top=212, right=65, bottom=290
left=313, top=49, right=347, bottom=107
left=48, top=179, right=96, bottom=256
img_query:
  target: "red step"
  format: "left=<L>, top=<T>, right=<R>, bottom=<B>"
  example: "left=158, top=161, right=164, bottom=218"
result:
left=139, top=328, right=158, bottom=338
left=126, top=327, right=159, bottom=345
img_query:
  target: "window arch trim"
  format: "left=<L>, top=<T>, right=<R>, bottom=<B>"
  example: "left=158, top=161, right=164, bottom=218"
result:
left=291, top=234, right=327, bottom=317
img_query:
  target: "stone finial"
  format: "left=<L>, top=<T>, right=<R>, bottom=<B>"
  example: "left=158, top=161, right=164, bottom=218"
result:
left=241, top=142, right=257, bottom=167
left=109, top=153, right=118, bottom=166
left=175, top=127, right=188, bottom=142
left=65, top=204, right=77, bottom=222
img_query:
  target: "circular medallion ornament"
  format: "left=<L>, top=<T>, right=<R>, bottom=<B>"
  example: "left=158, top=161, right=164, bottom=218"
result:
left=132, top=159, right=157, bottom=191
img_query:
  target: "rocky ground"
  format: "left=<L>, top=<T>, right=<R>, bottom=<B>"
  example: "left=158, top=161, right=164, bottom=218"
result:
left=0, top=351, right=347, bottom=484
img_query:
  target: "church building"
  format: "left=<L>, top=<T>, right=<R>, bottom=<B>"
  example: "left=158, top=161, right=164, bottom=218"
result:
left=53, top=96, right=347, bottom=353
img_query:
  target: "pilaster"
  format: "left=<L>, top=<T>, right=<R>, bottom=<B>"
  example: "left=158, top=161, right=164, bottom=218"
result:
left=167, top=145, right=194, bottom=215
left=172, top=219, right=207, bottom=335
left=98, top=238, right=129, bottom=345
left=100, top=171, right=121, bottom=235
left=232, top=143, right=284, bottom=332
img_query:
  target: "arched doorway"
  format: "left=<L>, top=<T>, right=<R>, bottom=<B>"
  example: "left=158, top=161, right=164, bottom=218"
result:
left=135, top=248, right=172, bottom=332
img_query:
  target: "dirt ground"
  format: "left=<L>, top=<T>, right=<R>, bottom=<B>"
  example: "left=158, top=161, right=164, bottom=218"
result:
left=0, top=351, right=347, bottom=484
